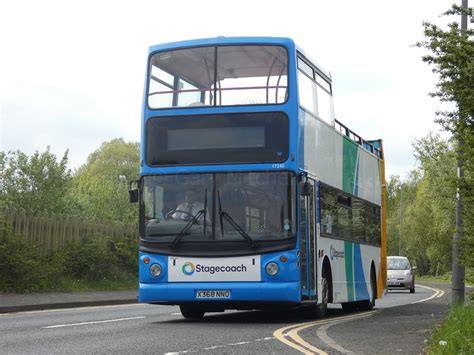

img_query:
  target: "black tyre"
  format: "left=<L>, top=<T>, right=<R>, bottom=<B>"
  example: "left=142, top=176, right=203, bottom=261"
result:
left=341, top=302, right=357, bottom=312
left=314, top=277, right=328, bottom=318
left=359, top=272, right=376, bottom=311
left=180, top=305, right=205, bottom=319
left=410, top=277, right=415, bottom=293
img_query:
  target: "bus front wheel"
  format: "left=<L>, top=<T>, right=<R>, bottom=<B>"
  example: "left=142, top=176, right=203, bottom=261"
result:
left=314, top=277, right=328, bottom=318
left=180, top=305, right=205, bottom=319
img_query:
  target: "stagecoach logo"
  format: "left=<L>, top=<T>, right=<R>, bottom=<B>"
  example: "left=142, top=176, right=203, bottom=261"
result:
left=181, top=261, right=248, bottom=276
left=182, top=262, right=195, bottom=275
left=330, top=245, right=345, bottom=261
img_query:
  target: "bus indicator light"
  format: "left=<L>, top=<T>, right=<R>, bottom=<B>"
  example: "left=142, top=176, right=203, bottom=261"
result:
left=279, top=255, right=288, bottom=263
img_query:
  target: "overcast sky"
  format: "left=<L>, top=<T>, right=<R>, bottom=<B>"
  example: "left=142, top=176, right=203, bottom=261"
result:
left=0, top=0, right=458, bottom=179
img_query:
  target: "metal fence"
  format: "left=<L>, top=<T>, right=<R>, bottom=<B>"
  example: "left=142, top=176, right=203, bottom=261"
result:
left=1, top=208, right=137, bottom=252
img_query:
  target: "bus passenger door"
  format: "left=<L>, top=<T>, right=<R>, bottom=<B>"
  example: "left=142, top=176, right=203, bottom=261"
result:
left=299, top=178, right=317, bottom=300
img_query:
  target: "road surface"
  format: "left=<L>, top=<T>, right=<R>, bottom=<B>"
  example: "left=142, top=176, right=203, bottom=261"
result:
left=0, top=282, right=449, bottom=354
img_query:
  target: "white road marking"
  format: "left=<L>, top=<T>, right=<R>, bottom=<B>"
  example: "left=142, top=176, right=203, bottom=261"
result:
left=411, top=284, right=445, bottom=304
left=1, top=303, right=147, bottom=316
left=42, top=316, right=145, bottom=329
left=164, top=334, right=281, bottom=354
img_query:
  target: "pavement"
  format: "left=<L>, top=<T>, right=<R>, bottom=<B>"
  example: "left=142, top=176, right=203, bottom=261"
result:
left=0, top=290, right=137, bottom=313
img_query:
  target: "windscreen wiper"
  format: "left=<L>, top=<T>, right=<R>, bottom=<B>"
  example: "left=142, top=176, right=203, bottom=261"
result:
left=170, top=189, right=208, bottom=249
left=169, top=210, right=204, bottom=249
left=217, top=189, right=255, bottom=247
left=220, top=210, right=256, bottom=248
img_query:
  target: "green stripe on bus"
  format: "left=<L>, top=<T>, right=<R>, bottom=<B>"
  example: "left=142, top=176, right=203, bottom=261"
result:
left=343, top=137, right=358, bottom=194
left=344, top=241, right=354, bottom=302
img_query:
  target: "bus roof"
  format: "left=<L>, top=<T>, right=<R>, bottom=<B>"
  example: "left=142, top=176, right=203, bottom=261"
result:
left=149, top=36, right=295, bottom=53
left=148, top=36, right=331, bottom=80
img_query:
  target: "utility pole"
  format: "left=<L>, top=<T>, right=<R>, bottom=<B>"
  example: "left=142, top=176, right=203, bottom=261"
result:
left=399, top=186, right=403, bottom=256
left=451, top=0, right=468, bottom=305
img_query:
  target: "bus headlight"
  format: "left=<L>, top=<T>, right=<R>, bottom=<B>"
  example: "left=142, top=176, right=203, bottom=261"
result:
left=150, top=263, right=162, bottom=277
left=266, top=262, right=279, bottom=276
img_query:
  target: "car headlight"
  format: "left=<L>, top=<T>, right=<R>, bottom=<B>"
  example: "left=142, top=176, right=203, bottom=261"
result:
left=404, top=270, right=411, bottom=277
left=150, top=263, right=162, bottom=277
left=266, top=262, right=279, bottom=276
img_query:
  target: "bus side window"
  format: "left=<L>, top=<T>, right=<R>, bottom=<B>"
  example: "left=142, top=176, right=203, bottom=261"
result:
left=320, top=184, right=338, bottom=236
left=352, top=197, right=365, bottom=242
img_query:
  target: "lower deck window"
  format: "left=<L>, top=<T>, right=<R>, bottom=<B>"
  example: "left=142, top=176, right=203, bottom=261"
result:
left=320, top=183, right=381, bottom=245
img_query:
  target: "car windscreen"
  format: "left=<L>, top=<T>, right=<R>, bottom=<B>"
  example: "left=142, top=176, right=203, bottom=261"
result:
left=387, top=258, right=410, bottom=270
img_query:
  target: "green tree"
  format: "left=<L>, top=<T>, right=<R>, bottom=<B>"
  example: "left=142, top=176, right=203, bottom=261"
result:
left=71, top=138, right=139, bottom=223
left=0, top=147, right=72, bottom=214
left=403, top=134, right=455, bottom=276
left=385, top=174, right=403, bottom=256
left=385, top=173, right=419, bottom=259
left=385, top=134, right=457, bottom=275
left=416, top=4, right=473, bottom=270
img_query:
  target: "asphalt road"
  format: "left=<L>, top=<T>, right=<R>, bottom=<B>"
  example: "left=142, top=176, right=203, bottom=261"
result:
left=0, top=282, right=450, bottom=354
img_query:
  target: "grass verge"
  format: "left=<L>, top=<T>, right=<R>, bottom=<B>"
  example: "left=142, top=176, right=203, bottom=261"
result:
left=417, top=275, right=451, bottom=283
left=427, top=303, right=474, bottom=354
left=45, top=276, right=138, bottom=292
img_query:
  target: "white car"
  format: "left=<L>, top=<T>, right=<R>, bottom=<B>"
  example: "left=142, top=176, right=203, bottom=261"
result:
left=387, top=256, right=416, bottom=293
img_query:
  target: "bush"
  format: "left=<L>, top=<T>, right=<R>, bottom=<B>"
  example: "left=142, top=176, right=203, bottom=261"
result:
left=0, top=224, right=138, bottom=292
left=0, top=226, right=57, bottom=292
left=63, top=235, right=121, bottom=281
left=113, top=235, right=138, bottom=276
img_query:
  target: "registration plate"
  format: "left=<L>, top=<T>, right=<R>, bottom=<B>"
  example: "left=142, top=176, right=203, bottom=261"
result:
left=388, top=281, right=400, bottom=286
left=196, top=290, right=231, bottom=299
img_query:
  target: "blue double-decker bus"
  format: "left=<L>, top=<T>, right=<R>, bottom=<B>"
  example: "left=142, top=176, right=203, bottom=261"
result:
left=130, top=37, right=387, bottom=319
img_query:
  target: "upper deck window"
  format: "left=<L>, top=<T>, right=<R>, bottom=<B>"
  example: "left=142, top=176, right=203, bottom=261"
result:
left=148, top=45, right=288, bottom=109
left=297, top=56, right=334, bottom=125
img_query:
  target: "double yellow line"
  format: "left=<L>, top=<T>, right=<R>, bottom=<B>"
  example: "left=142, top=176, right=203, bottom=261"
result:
left=273, top=311, right=377, bottom=354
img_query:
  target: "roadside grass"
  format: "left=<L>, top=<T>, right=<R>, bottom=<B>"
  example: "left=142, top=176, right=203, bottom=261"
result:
left=417, top=271, right=474, bottom=286
left=418, top=275, right=451, bottom=284
left=427, top=303, right=474, bottom=354
left=44, top=275, right=138, bottom=293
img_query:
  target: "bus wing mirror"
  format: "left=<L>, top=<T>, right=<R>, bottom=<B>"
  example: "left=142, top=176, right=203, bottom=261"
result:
left=300, top=181, right=313, bottom=197
left=129, top=179, right=140, bottom=203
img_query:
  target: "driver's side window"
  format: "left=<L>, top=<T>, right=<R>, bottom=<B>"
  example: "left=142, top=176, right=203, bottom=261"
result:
left=154, top=187, right=164, bottom=219
left=144, top=185, right=165, bottom=219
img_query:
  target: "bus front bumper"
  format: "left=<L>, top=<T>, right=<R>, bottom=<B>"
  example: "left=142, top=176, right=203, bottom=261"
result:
left=139, top=281, right=301, bottom=305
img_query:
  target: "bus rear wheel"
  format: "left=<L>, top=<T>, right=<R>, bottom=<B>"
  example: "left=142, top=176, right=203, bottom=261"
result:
left=359, top=268, right=376, bottom=311
left=180, top=305, right=205, bottom=319
left=341, top=302, right=357, bottom=312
